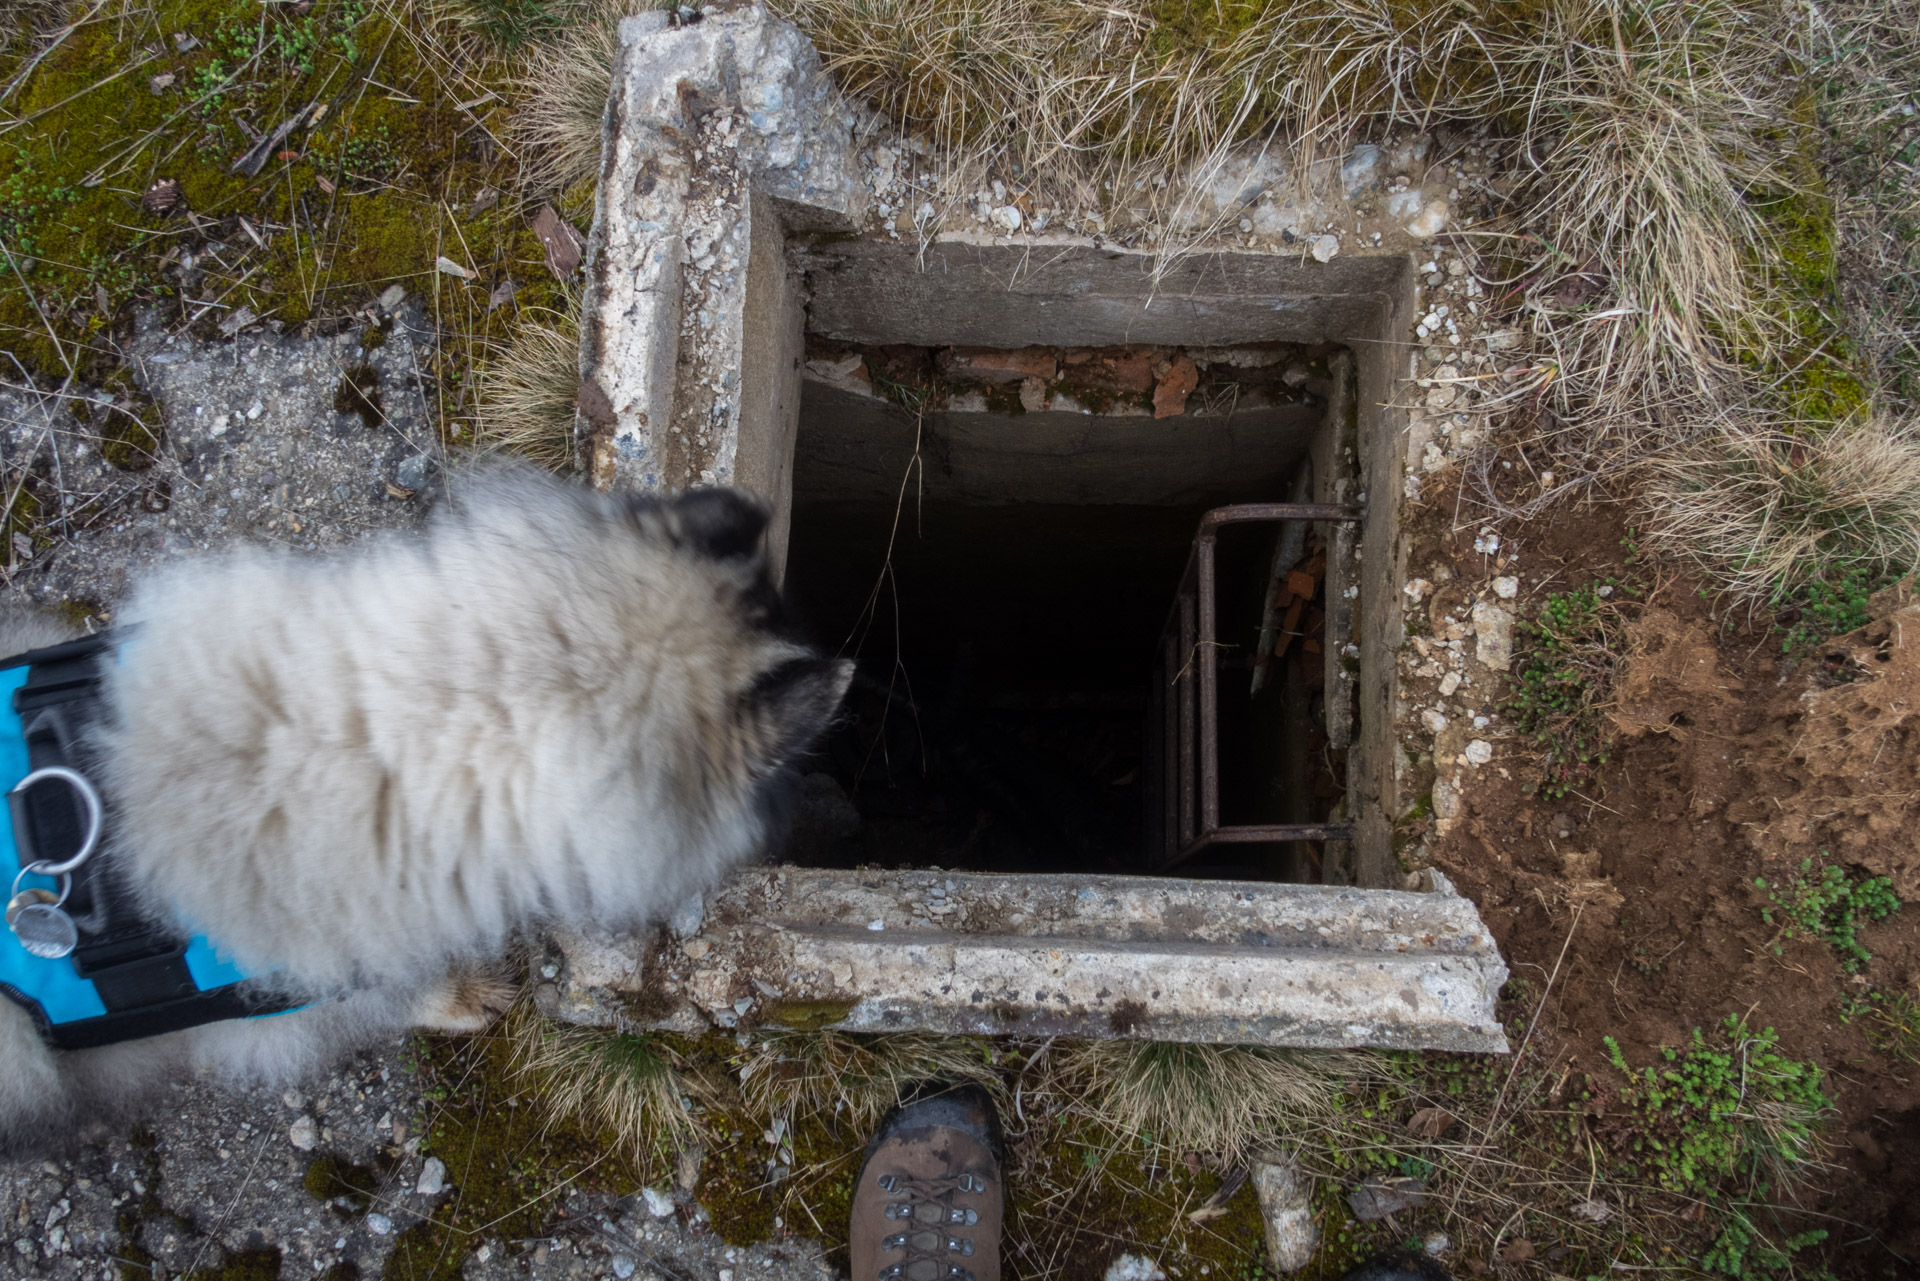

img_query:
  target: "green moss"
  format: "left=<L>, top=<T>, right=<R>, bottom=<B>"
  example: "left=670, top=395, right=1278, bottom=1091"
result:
left=53, top=600, right=105, bottom=630
left=761, top=998, right=859, bottom=1031
left=333, top=364, right=383, bottom=427
left=112, top=1239, right=156, bottom=1281
left=72, top=372, right=166, bottom=471
left=303, top=1154, right=381, bottom=1213
left=1738, top=97, right=1872, bottom=424
left=0, top=0, right=522, bottom=399
left=184, top=1248, right=284, bottom=1281
left=389, top=1030, right=635, bottom=1281
left=4, top=481, right=39, bottom=545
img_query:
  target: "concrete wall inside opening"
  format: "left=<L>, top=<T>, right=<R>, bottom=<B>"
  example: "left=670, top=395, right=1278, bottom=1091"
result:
left=773, top=240, right=1415, bottom=888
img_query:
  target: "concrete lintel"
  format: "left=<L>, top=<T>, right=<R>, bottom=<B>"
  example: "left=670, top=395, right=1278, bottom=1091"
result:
left=793, top=238, right=1411, bottom=349
left=542, top=867, right=1510, bottom=1053
left=579, top=3, right=864, bottom=515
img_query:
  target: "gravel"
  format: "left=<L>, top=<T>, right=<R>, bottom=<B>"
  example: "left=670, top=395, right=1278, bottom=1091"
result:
left=0, top=1044, right=836, bottom=1279
left=1, top=303, right=447, bottom=612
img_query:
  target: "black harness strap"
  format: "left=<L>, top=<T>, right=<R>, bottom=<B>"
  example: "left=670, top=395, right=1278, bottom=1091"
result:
left=3, top=633, right=305, bottom=1049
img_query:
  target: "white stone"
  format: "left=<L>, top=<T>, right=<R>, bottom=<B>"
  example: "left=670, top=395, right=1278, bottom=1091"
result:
left=287, top=1117, right=316, bottom=1151
left=990, top=205, right=1022, bottom=232
left=416, top=1157, right=446, bottom=1196
left=1309, top=234, right=1340, bottom=263
left=1340, top=145, right=1381, bottom=197
left=643, top=1186, right=676, bottom=1218
left=1464, top=740, right=1493, bottom=766
left=1018, top=376, right=1048, bottom=413
left=378, top=284, right=407, bottom=312
left=1470, top=601, right=1514, bottom=671
left=1438, top=671, right=1462, bottom=697
left=1251, top=1159, right=1319, bottom=1272
left=1420, top=709, right=1448, bottom=734
left=433, top=256, right=471, bottom=279
left=612, top=1256, right=638, bottom=1279
left=669, top=893, right=705, bottom=938
left=1492, top=576, right=1519, bottom=599
left=1404, top=578, right=1432, bottom=603
left=1406, top=196, right=1450, bottom=239
left=366, top=1213, right=392, bottom=1236
left=1104, top=1255, right=1167, bottom=1281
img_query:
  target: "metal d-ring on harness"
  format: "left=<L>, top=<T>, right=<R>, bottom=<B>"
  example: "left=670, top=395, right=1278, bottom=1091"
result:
left=0, top=632, right=307, bottom=1049
left=5, top=766, right=105, bottom=958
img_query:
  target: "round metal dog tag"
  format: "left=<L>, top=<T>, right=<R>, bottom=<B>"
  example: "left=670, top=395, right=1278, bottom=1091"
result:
left=10, top=902, right=78, bottom=958
left=4, top=888, right=57, bottom=928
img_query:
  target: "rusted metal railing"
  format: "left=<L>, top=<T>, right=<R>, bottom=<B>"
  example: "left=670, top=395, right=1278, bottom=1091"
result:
left=1148, top=503, right=1365, bottom=873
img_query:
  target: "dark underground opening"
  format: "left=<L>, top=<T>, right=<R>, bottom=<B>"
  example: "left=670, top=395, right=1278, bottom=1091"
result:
left=782, top=340, right=1355, bottom=882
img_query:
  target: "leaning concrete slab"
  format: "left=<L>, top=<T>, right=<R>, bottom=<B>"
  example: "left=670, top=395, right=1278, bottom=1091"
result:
left=539, top=868, right=1510, bottom=1053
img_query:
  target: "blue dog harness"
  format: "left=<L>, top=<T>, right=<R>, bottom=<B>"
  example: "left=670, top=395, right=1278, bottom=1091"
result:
left=0, top=633, right=302, bottom=1049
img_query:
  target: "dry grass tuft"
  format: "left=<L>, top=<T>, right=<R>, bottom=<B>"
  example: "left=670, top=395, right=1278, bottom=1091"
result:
left=507, top=5, right=627, bottom=194
left=1816, top=0, right=1920, bottom=410
left=1643, top=413, right=1920, bottom=603
left=1059, top=1040, right=1374, bottom=1161
left=468, top=301, right=581, bottom=471
left=764, top=0, right=1797, bottom=441
left=505, top=1002, right=706, bottom=1164
left=740, top=1030, right=1006, bottom=1132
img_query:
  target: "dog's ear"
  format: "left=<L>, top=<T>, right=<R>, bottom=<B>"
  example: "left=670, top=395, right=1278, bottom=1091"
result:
left=672, top=487, right=770, bottom=561
left=741, top=655, right=855, bottom=773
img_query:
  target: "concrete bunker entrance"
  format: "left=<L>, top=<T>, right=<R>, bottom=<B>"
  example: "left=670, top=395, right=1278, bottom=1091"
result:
left=775, top=240, right=1414, bottom=888
left=565, top=15, right=1506, bottom=1048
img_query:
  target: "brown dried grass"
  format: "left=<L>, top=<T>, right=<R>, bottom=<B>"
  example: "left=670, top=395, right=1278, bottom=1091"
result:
left=506, top=4, right=627, bottom=194
left=740, top=1030, right=1007, bottom=1132
left=468, top=299, right=580, bottom=471
left=504, top=1001, right=710, bottom=1164
left=1643, top=413, right=1920, bottom=602
left=1056, top=1040, right=1376, bottom=1162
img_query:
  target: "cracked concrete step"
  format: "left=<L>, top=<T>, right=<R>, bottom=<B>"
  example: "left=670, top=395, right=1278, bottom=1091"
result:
left=542, top=867, right=1510, bottom=1053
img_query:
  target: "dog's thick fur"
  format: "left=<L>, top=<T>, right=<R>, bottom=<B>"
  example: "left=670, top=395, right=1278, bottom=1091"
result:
left=0, top=468, right=851, bottom=1151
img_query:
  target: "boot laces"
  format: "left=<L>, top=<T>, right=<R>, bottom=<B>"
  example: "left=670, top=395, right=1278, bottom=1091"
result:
left=873, top=1172, right=985, bottom=1281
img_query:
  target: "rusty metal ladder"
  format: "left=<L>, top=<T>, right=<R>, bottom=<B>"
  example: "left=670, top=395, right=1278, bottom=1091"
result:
left=1148, top=502, right=1365, bottom=872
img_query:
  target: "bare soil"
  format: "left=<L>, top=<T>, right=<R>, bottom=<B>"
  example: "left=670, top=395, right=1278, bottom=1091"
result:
left=1407, top=486, right=1920, bottom=1276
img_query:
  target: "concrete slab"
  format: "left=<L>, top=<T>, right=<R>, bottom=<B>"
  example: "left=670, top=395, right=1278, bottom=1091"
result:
left=540, top=867, right=1510, bottom=1053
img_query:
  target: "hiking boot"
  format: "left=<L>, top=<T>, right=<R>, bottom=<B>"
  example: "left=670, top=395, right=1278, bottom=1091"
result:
left=849, top=1085, right=1004, bottom=1281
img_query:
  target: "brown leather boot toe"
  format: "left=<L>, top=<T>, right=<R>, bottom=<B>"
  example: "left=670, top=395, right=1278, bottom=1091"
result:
left=849, top=1085, right=1004, bottom=1281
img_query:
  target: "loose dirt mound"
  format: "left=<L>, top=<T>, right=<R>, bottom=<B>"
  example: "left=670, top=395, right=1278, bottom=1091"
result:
left=1733, top=584, right=1920, bottom=899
